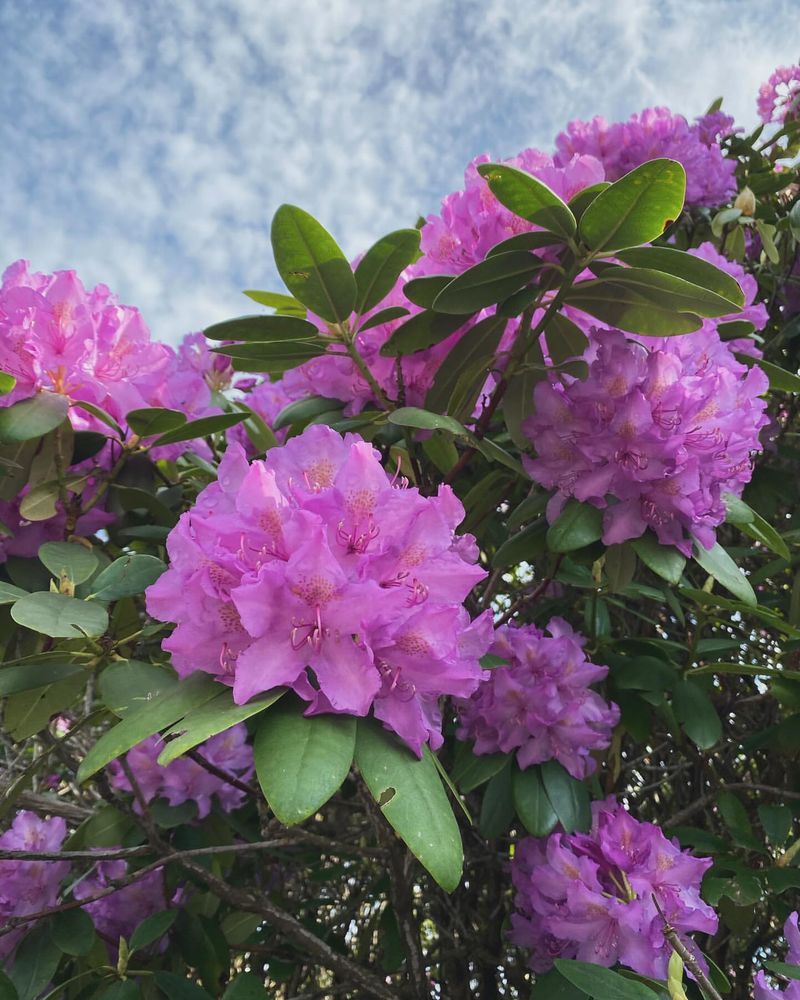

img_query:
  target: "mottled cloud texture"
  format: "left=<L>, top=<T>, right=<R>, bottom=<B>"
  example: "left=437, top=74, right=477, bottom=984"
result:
left=0, top=0, right=795, bottom=341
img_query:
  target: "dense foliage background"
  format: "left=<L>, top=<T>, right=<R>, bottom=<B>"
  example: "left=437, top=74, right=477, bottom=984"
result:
left=0, top=65, right=799, bottom=1000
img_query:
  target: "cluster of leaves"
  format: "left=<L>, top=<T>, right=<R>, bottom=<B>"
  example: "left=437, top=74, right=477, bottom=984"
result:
left=0, top=103, right=799, bottom=1000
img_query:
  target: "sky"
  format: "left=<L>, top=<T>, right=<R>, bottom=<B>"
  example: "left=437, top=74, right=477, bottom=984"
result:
left=0, top=0, right=797, bottom=345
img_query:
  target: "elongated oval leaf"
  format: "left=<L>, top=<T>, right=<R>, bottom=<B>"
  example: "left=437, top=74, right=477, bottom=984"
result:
left=89, top=554, right=166, bottom=600
left=616, top=245, right=744, bottom=309
left=736, top=353, right=800, bottom=393
left=512, top=764, right=559, bottom=836
left=152, top=413, right=248, bottom=448
left=11, top=592, right=108, bottom=638
left=129, top=910, right=178, bottom=953
left=631, top=532, right=686, bottom=585
left=0, top=581, right=28, bottom=605
left=0, top=661, right=84, bottom=697
left=273, top=396, right=344, bottom=431
left=354, top=229, right=420, bottom=314
left=672, top=680, right=722, bottom=749
left=381, top=310, right=466, bottom=356
left=476, top=163, right=577, bottom=240
left=554, top=960, right=656, bottom=1000
left=271, top=204, right=356, bottom=324
left=99, top=660, right=178, bottom=717
left=356, top=718, right=463, bottom=892
left=243, top=289, right=306, bottom=315
left=486, top=231, right=566, bottom=257
left=425, top=314, right=506, bottom=419
left=579, top=158, right=686, bottom=252
left=541, top=760, right=591, bottom=833
left=451, top=745, right=509, bottom=793
left=546, top=500, right=603, bottom=553
left=403, top=275, right=454, bottom=308
left=204, top=314, right=319, bottom=342
left=432, top=252, right=543, bottom=314
left=566, top=282, right=702, bottom=336
left=693, top=540, right=756, bottom=606
left=591, top=266, right=740, bottom=317
left=126, top=407, right=186, bottom=437
left=358, top=305, right=409, bottom=331
left=0, top=393, right=69, bottom=444
left=254, top=699, right=355, bottom=824
left=75, top=672, right=222, bottom=782
left=38, top=542, right=98, bottom=584
left=388, top=407, right=472, bottom=439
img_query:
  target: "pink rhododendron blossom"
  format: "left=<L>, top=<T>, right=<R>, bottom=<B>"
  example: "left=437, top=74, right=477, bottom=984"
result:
left=554, top=107, right=736, bottom=207
left=107, top=724, right=254, bottom=818
left=73, top=861, right=176, bottom=952
left=0, top=811, right=69, bottom=960
left=456, top=618, right=619, bottom=779
left=146, top=425, right=492, bottom=753
left=510, top=798, right=717, bottom=978
left=755, top=912, right=800, bottom=999
left=523, top=326, right=769, bottom=555
left=757, top=65, right=800, bottom=124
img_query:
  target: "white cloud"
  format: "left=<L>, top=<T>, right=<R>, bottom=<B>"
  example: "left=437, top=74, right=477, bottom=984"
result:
left=0, top=0, right=796, bottom=343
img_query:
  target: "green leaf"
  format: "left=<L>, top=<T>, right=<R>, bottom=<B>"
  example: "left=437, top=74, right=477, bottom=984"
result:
left=566, top=283, right=702, bottom=336
left=222, top=973, right=269, bottom=999
left=126, top=407, right=186, bottom=437
left=615, top=246, right=745, bottom=309
left=273, top=396, right=345, bottom=431
left=4, top=672, right=86, bottom=741
left=11, top=592, right=108, bottom=638
left=0, top=372, right=17, bottom=396
left=95, top=981, right=140, bottom=999
left=159, top=687, right=285, bottom=764
left=380, top=310, right=466, bottom=356
left=403, top=275, right=454, bottom=308
left=424, top=313, right=507, bottom=420
left=243, top=289, right=306, bottom=315
left=451, top=744, right=509, bottom=793
left=358, top=305, right=410, bottom=331
left=567, top=182, right=612, bottom=221
left=354, top=229, right=420, bottom=314
left=154, top=972, right=213, bottom=1000
left=590, top=265, right=741, bottom=317
left=0, top=393, right=69, bottom=444
left=693, top=540, right=756, bottom=606
left=764, top=962, right=800, bottom=982
left=545, top=313, right=589, bottom=365
left=9, top=924, right=62, bottom=1000
left=89, top=554, right=166, bottom=600
left=151, top=412, right=248, bottom=448
left=254, top=699, right=355, bottom=825
left=579, top=158, right=686, bottom=252
left=546, top=500, right=603, bottom=553
left=554, top=959, right=657, bottom=1000
left=512, top=764, right=558, bottom=836
left=631, top=533, right=686, bottom=585
left=98, top=660, right=179, bottom=717
left=672, top=679, right=722, bottom=749
left=387, top=407, right=472, bottom=439
left=70, top=400, right=123, bottom=436
left=212, top=340, right=328, bottom=375
left=476, top=162, right=577, bottom=240
left=541, top=761, right=591, bottom=833
left=356, top=718, right=463, bottom=892
left=493, top=519, right=547, bottom=569
left=529, top=968, right=587, bottom=1000
left=724, top=494, right=790, bottom=559
left=605, top=543, right=637, bottom=593
left=271, top=204, right=356, bottom=324
left=431, top=251, right=543, bottom=314
left=76, top=673, right=222, bottom=782
left=503, top=366, right=543, bottom=450
left=758, top=804, right=792, bottom=844
left=486, top=231, right=566, bottom=256
left=0, top=660, right=84, bottom=697
left=51, top=908, right=96, bottom=957
left=0, top=581, right=28, bottom=604
left=204, top=314, right=318, bottom=341
left=38, top=542, right=98, bottom=584
left=735, top=352, right=800, bottom=393
left=129, top=910, right=178, bottom=953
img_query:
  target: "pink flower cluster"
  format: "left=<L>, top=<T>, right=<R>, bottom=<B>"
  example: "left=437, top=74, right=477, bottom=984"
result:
left=107, top=723, right=254, bottom=818
left=688, top=243, right=769, bottom=346
left=757, top=65, right=800, bottom=124
left=0, top=811, right=69, bottom=960
left=510, top=798, right=718, bottom=978
left=755, top=912, right=800, bottom=1000
left=456, top=619, right=619, bottom=779
left=523, top=326, right=769, bottom=555
left=554, top=107, right=737, bottom=207
left=146, top=424, right=492, bottom=754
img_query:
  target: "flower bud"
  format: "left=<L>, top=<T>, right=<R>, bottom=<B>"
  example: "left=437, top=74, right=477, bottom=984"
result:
left=734, top=186, right=756, bottom=216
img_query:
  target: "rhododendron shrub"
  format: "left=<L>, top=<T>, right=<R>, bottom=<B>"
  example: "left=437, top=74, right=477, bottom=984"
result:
left=1, top=70, right=799, bottom=1000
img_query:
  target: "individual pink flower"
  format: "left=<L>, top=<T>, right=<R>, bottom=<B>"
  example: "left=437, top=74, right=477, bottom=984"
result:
left=107, top=724, right=254, bottom=819
left=146, top=424, right=491, bottom=754
left=754, top=912, right=800, bottom=999
left=523, top=326, right=769, bottom=555
left=757, top=65, right=800, bottom=124
left=511, top=798, right=718, bottom=978
left=0, top=811, right=69, bottom=960
left=456, top=618, right=619, bottom=779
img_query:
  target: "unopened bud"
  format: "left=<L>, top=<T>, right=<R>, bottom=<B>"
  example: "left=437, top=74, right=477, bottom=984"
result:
left=734, top=186, right=756, bottom=217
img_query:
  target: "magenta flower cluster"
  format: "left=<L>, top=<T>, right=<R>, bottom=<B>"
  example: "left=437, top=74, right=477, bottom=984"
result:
left=510, top=798, right=718, bottom=978
left=456, top=619, right=619, bottom=779
left=554, top=107, right=737, bottom=207
left=523, top=326, right=769, bottom=555
left=107, top=723, right=254, bottom=818
left=146, top=424, right=492, bottom=754
left=757, top=65, right=800, bottom=124
left=0, top=811, right=69, bottom=960
left=755, top=912, right=800, bottom=1000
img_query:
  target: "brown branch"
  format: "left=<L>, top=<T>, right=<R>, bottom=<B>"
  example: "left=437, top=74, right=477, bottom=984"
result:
left=665, top=783, right=800, bottom=829
left=185, top=747, right=259, bottom=798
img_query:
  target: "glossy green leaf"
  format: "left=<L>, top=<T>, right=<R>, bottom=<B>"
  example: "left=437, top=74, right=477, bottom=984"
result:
left=451, top=746, right=509, bottom=793
left=579, top=158, right=686, bottom=251
left=0, top=581, right=28, bottom=604
left=478, top=761, right=515, bottom=838
left=546, top=500, right=603, bottom=553
left=204, top=314, right=318, bottom=341
left=545, top=313, right=589, bottom=364
left=493, top=519, right=547, bottom=569
left=403, top=275, right=453, bottom=308
left=358, top=305, right=410, bottom=330
left=159, top=687, right=284, bottom=764
left=541, top=761, right=591, bottom=833
left=616, top=245, right=745, bottom=309
left=9, top=923, right=62, bottom=1000
left=566, top=283, right=702, bottom=336
left=243, top=289, right=306, bottom=315
left=764, top=962, right=800, bottom=983
left=380, top=310, right=466, bottom=355
left=4, top=672, right=86, bottom=741
left=554, top=960, right=656, bottom=1000
left=0, top=661, right=84, bottom=697
left=631, top=532, right=686, bottom=585
left=76, top=673, right=222, bottom=782
left=273, top=395, right=344, bottom=431
left=356, top=717, right=463, bottom=892
left=503, top=365, right=543, bottom=450
left=693, top=540, right=756, bottom=606
left=129, top=910, right=178, bottom=953
left=567, top=182, right=611, bottom=220
left=51, top=908, right=96, bottom=957
left=512, top=764, right=559, bottom=836
left=529, top=968, right=586, bottom=1000
left=151, top=412, right=248, bottom=447
left=724, top=494, right=790, bottom=558
left=211, top=340, right=328, bottom=375
left=431, top=252, right=543, bottom=314
left=387, top=407, right=472, bottom=438
left=270, top=204, right=356, bottom=324
left=486, top=231, right=566, bottom=256
left=11, top=592, right=108, bottom=638
left=476, top=162, right=577, bottom=239
left=0, top=393, right=69, bottom=444
left=673, top=679, right=722, bottom=749
left=254, top=699, right=355, bottom=824
left=354, top=229, right=420, bottom=314
left=126, top=407, right=186, bottom=437
left=98, top=660, right=179, bottom=718
left=38, top=542, right=98, bottom=584
left=591, top=265, right=741, bottom=317
left=424, top=313, right=507, bottom=420
left=736, top=352, right=800, bottom=393
left=89, top=554, right=166, bottom=600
